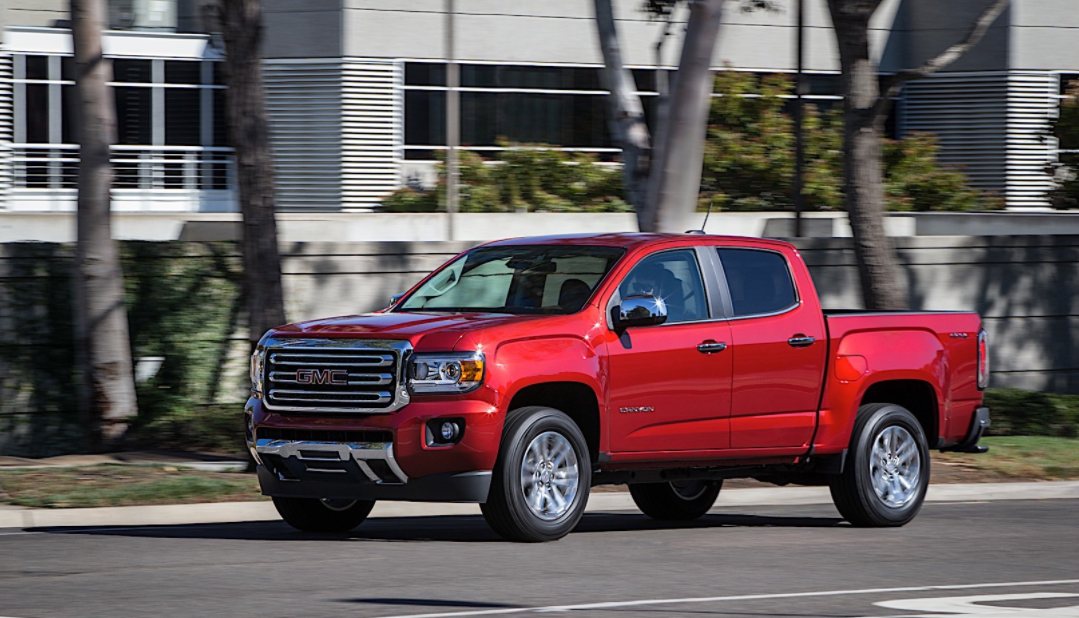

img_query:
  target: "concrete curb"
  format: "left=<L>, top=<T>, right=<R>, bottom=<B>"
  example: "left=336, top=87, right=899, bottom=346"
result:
left=1, top=480, right=1076, bottom=530
left=0, top=461, right=248, bottom=472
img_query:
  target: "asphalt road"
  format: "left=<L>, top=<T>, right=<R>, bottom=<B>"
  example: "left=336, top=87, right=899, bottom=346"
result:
left=1, top=497, right=1078, bottom=618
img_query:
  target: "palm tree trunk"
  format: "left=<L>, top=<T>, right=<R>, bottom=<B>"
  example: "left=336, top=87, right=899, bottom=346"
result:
left=646, top=0, right=725, bottom=233
left=220, top=0, right=287, bottom=347
left=70, top=0, right=138, bottom=449
left=828, top=0, right=908, bottom=310
left=593, top=0, right=652, bottom=225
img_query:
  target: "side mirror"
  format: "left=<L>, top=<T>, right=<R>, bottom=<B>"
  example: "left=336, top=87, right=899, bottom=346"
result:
left=389, top=293, right=405, bottom=307
left=614, top=294, right=668, bottom=330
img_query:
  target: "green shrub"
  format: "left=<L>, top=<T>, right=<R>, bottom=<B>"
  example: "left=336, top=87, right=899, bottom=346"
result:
left=380, top=148, right=629, bottom=213
left=125, top=404, right=247, bottom=456
left=1048, top=80, right=1079, bottom=210
left=983, top=388, right=1079, bottom=438
left=701, top=71, right=991, bottom=212
left=883, top=134, right=984, bottom=211
left=0, top=242, right=245, bottom=457
left=381, top=187, right=439, bottom=212
left=702, top=71, right=843, bottom=212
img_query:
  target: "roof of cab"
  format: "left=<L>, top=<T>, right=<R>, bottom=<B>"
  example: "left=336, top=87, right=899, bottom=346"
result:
left=481, top=232, right=795, bottom=251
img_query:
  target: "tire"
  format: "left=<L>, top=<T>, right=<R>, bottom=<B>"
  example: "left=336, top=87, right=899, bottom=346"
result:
left=272, top=496, right=375, bottom=533
left=481, top=406, right=592, bottom=542
left=630, top=480, right=722, bottom=521
left=829, top=403, right=930, bottom=527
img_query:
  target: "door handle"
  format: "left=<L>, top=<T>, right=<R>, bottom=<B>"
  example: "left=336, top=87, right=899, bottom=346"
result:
left=788, top=335, right=816, bottom=348
left=697, top=341, right=728, bottom=354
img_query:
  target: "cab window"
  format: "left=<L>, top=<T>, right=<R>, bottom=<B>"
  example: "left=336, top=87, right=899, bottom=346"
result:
left=717, top=248, right=797, bottom=317
left=618, top=250, right=708, bottom=323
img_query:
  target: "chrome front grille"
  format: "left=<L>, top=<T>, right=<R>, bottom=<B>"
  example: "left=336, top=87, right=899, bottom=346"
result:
left=260, top=338, right=411, bottom=413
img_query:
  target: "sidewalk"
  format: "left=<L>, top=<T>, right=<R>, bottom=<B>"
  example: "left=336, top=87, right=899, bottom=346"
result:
left=2, top=480, right=1077, bottom=530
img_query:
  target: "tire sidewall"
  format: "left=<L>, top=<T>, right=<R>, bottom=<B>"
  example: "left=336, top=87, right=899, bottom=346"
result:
left=851, top=405, right=930, bottom=524
left=497, top=408, right=592, bottom=540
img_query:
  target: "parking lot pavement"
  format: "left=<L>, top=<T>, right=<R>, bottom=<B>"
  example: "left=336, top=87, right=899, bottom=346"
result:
left=1, top=498, right=1077, bottom=618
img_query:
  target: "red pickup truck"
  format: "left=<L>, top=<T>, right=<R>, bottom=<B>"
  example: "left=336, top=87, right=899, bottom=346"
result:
left=246, top=233, right=990, bottom=541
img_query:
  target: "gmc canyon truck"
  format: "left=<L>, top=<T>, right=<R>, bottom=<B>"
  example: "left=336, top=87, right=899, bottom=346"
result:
left=246, top=233, right=991, bottom=542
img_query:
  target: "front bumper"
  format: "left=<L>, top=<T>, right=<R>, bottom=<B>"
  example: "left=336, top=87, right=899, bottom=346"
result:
left=256, top=465, right=491, bottom=502
left=246, top=396, right=501, bottom=503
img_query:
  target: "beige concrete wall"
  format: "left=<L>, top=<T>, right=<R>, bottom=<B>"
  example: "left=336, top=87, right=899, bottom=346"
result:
left=2, top=0, right=68, bottom=38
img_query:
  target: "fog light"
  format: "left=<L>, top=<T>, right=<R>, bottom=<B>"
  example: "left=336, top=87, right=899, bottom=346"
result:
left=426, top=418, right=465, bottom=446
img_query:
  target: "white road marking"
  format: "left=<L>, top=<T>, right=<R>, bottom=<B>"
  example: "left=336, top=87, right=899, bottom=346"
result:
left=864, top=592, right=1079, bottom=617
left=368, top=580, right=1079, bottom=618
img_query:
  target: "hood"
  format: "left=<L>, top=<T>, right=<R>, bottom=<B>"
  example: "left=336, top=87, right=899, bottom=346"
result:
left=269, top=311, right=548, bottom=350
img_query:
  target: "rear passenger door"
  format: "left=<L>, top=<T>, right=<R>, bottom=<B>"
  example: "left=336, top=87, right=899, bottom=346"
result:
left=716, top=247, right=827, bottom=449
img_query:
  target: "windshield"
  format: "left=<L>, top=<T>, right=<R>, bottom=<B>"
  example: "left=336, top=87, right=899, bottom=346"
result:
left=397, top=245, right=625, bottom=315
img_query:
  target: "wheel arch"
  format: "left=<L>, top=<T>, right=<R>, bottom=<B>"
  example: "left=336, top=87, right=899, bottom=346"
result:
left=506, top=381, right=602, bottom=463
left=859, top=378, right=941, bottom=447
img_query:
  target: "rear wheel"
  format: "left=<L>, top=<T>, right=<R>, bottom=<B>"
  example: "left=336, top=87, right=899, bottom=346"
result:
left=630, top=480, right=722, bottom=521
left=481, top=406, right=591, bottom=542
left=272, top=496, right=375, bottom=533
left=829, top=403, right=930, bottom=527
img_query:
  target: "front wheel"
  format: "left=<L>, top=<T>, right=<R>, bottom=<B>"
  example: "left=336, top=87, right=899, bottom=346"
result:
left=630, top=480, right=722, bottom=521
left=272, top=496, right=375, bottom=533
left=829, top=403, right=930, bottom=527
left=481, top=406, right=591, bottom=542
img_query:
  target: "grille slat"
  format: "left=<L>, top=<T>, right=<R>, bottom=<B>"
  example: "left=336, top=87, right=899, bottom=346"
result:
left=269, top=352, right=393, bottom=367
left=268, top=371, right=393, bottom=386
left=269, top=389, right=392, bottom=404
left=263, top=344, right=401, bottom=412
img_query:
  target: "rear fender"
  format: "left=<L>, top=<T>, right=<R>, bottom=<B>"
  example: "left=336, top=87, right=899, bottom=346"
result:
left=815, top=329, right=946, bottom=451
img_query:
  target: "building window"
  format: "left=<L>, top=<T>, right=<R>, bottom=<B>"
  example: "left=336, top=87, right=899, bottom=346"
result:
left=11, top=54, right=231, bottom=191
left=402, top=62, right=643, bottom=160
left=401, top=62, right=845, bottom=161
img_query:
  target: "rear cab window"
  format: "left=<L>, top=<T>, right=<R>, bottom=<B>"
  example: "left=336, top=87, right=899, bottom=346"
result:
left=716, top=248, right=798, bottom=317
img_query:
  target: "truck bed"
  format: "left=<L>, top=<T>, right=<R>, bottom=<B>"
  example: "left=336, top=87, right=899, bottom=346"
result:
left=814, top=309, right=984, bottom=453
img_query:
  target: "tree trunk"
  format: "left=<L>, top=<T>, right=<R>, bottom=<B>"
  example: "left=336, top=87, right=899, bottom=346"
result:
left=645, top=0, right=725, bottom=233
left=220, top=0, right=287, bottom=348
left=828, top=0, right=908, bottom=310
left=593, top=0, right=652, bottom=226
left=70, top=0, right=138, bottom=449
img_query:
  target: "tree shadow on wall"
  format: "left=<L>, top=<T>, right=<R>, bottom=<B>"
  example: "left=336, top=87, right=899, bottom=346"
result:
left=904, top=235, right=1077, bottom=395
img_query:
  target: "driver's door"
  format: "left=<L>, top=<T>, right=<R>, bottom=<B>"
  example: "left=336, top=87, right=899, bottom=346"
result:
left=607, top=248, right=733, bottom=453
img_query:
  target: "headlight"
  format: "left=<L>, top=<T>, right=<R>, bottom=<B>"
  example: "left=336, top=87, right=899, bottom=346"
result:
left=408, top=352, right=485, bottom=394
left=250, top=348, right=265, bottom=397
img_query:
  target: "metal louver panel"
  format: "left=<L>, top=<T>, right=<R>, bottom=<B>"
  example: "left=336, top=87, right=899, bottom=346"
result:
left=902, top=71, right=1059, bottom=208
left=901, top=73, right=1010, bottom=197
left=341, top=59, right=401, bottom=212
left=0, top=53, right=13, bottom=209
left=1005, top=73, right=1058, bottom=208
left=263, top=60, right=344, bottom=211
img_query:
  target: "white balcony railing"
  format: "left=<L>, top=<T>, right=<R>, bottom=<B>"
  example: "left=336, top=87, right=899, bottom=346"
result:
left=7, top=144, right=236, bottom=212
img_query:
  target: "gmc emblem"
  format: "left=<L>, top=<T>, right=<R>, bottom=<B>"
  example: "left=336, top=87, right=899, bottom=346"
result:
left=295, top=368, right=348, bottom=386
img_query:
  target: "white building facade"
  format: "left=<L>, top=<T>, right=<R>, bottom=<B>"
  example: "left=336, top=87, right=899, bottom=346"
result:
left=0, top=0, right=1077, bottom=214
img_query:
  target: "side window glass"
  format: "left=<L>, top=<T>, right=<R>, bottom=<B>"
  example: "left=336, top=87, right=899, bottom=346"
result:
left=618, top=250, right=708, bottom=323
left=717, top=249, right=797, bottom=317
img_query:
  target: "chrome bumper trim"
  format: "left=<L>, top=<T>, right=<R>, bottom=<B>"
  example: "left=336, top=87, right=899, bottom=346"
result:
left=255, top=438, right=409, bottom=484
